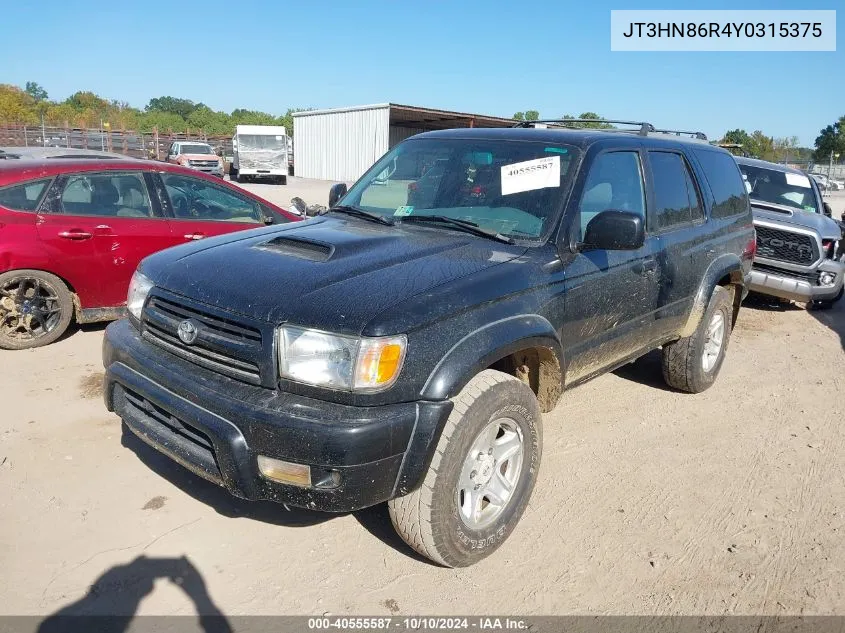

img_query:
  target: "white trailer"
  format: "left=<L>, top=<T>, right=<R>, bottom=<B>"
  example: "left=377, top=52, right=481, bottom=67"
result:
left=230, top=124, right=289, bottom=185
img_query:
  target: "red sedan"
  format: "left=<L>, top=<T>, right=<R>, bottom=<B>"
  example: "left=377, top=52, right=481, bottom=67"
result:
left=0, top=157, right=301, bottom=349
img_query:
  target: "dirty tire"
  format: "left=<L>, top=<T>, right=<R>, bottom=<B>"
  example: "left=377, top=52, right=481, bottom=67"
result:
left=388, top=370, right=542, bottom=567
left=662, top=285, right=733, bottom=393
left=0, top=270, right=74, bottom=350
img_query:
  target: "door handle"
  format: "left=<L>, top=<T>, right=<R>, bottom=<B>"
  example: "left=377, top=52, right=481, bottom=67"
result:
left=57, top=230, right=93, bottom=240
left=184, top=232, right=206, bottom=241
left=633, top=258, right=657, bottom=275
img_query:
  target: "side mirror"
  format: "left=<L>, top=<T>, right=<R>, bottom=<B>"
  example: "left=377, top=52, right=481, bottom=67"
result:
left=823, top=202, right=833, bottom=218
left=582, top=210, right=645, bottom=251
left=289, top=197, right=307, bottom=216
left=328, top=183, right=348, bottom=208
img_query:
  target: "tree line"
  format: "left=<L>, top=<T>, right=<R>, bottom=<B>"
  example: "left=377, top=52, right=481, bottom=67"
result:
left=512, top=108, right=844, bottom=164
left=0, top=82, right=304, bottom=137
left=2, top=84, right=840, bottom=162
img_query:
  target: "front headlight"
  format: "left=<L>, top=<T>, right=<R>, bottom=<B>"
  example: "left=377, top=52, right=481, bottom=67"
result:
left=279, top=326, right=406, bottom=392
left=127, top=271, right=153, bottom=321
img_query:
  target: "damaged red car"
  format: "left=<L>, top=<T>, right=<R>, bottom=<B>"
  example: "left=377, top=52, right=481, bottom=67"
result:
left=0, top=157, right=300, bottom=349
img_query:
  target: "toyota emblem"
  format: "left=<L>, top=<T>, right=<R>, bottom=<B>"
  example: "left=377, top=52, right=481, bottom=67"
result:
left=177, top=319, right=199, bottom=345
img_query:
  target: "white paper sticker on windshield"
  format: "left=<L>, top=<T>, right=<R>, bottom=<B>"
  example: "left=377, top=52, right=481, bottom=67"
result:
left=785, top=172, right=811, bottom=188
left=500, top=155, right=560, bottom=195
left=275, top=135, right=283, bottom=140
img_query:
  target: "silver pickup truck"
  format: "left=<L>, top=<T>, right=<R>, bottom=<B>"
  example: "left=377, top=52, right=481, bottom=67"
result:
left=736, top=157, right=844, bottom=310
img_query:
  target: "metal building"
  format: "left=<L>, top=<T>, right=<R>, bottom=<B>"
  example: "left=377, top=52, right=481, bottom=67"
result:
left=292, top=103, right=514, bottom=182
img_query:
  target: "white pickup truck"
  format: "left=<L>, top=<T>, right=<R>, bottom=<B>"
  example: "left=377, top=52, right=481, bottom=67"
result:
left=230, top=124, right=289, bottom=185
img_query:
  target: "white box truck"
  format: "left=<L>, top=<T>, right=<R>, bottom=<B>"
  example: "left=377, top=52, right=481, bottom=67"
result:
left=230, top=124, right=289, bottom=185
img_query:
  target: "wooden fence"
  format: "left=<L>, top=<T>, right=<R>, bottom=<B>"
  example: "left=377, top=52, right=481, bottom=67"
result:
left=0, top=124, right=234, bottom=160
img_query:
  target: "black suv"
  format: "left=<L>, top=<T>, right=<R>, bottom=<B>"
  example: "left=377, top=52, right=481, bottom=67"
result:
left=103, top=121, right=754, bottom=567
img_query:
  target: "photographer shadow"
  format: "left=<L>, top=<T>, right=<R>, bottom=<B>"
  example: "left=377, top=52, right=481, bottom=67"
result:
left=38, top=555, right=232, bottom=633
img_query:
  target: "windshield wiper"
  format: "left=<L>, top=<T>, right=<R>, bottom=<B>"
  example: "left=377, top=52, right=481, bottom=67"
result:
left=399, top=215, right=514, bottom=244
left=329, top=205, right=395, bottom=226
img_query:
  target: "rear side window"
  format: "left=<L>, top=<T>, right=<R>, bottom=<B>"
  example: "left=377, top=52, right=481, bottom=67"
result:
left=0, top=179, right=52, bottom=211
left=693, top=149, right=749, bottom=218
left=60, top=172, right=154, bottom=218
left=648, top=152, right=702, bottom=231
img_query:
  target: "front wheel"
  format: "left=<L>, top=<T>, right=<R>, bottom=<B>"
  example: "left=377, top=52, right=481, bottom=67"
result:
left=0, top=270, right=74, bottom=350
left=662, top=285, right=733, bottom=393
left=388, top=370, right=542, bottom=567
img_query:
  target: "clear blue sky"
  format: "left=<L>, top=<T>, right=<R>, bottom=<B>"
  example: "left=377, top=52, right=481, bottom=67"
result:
left=3, top=0, right=842, bottom=146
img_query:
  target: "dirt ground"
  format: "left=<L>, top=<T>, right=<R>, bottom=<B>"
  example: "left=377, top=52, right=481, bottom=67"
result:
left=1, top=189, right=844, bottom=619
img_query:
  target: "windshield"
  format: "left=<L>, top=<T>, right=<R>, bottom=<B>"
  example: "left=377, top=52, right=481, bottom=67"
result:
left=181, top=144, right=213, bottom=155
left=237, top=134, right=287, bottom=151
left=738, top=164, right=820, bottom=213
left=340, top=138, right=580, bottom=239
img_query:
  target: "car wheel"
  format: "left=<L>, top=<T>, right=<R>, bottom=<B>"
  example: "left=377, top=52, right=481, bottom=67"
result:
left=0, top=270, right=74, bottom=350
left=230, top=167, right=238, bottom=182
left=277, top=176, right=287, bottom=185
left=809, top=287, right=843, bottom=311
left=662, top=285, right=733, bottom=393
left=388, top=370, right=542, bottom=567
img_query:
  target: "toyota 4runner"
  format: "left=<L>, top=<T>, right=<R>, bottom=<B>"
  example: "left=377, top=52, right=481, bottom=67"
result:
left=103, top=121, right=755, bottom=567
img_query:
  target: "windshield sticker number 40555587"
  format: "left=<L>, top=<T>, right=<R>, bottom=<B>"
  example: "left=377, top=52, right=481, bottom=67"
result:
left=500, top=155, right=560, bottom=195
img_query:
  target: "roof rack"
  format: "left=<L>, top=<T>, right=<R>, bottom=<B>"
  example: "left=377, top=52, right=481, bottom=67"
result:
left=513, top=119, right=708, bottom=141
left=513, top=119, right=655, bottom=135
left=651, top=129, right=708, bottom=141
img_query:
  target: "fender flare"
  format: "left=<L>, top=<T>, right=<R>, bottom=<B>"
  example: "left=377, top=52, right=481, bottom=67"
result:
left=420, top=314, right=564, bottom=404
left=679, top=253, right=745, bottom=338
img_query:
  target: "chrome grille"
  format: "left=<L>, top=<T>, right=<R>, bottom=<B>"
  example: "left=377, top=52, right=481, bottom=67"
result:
left=142, top=296, right=263, bottom=385
left=754, top=225, right=817, bottom=266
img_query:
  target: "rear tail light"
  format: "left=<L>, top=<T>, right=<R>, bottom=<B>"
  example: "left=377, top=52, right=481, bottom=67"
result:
left=742, top=234, right=757, bottom=260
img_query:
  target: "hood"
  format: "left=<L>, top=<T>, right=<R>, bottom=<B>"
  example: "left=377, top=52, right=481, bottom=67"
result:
left=143, top=216, right=527, bottom=334
left=180, top=153, right=220, bottom=162
left=751, top=202, right=842, bottom=240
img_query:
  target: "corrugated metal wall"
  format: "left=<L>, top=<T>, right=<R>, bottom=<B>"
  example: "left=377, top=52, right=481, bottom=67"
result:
left=388, top=126, right=428, bottom=148
left=294, top=105, right=390, bottom=182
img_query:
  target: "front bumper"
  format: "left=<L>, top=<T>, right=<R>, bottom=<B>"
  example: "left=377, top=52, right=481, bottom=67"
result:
left=186, top=164, right=224, bottom=177
left=103, top=319, right=452, bottom=512
left=749, top=259, right=845, bottom=303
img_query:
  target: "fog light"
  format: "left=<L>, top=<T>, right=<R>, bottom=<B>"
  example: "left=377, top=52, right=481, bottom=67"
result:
left=820, top=272, right=836, bottom=286
left=257, top=455, right=311, bottom=487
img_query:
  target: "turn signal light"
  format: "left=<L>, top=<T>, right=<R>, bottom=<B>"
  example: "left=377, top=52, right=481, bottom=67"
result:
left=257, top=455, right=311, bottom=487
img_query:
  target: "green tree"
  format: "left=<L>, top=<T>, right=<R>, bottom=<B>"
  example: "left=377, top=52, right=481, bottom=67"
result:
left=25, top=81, right=48, bottom=102
left=512, top=110, right=539, bottom=121
left=561, top=112, right=614, bottom=129
left=0, top=84, right=38, bottom=125
left=813, top=116, right=845, bottom=162
left=138, top=110, right=188, bottom=133
left=774, top=136, right=800, bottom=163
left=187, top=105, right=231, bottom=135
left=145, top=96, right=197, bottom=119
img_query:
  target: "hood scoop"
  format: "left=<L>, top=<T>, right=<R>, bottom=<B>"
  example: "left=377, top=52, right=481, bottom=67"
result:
left=257, top=236, right=334, bottom=262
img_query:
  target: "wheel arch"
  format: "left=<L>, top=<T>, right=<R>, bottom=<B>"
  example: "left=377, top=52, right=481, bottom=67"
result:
left=420, top=314, right=564, bottom=413
left=679, top=255, right=745, bottom=338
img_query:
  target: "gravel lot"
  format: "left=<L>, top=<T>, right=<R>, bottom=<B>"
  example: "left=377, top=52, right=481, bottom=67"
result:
left=1, top=188, right=843, bottom=618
